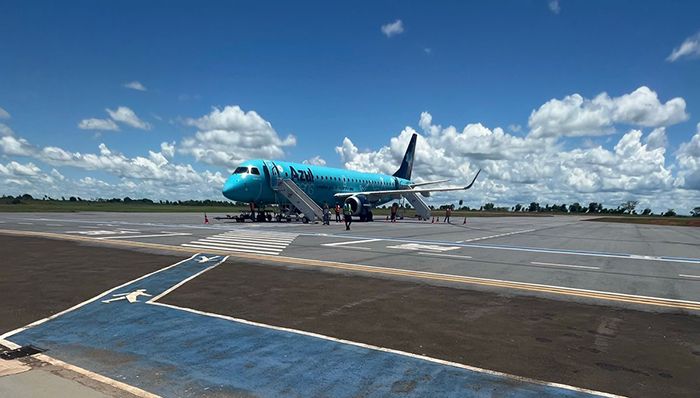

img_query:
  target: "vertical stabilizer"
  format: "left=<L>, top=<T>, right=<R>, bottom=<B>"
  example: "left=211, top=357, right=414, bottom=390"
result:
left=393, top=133, right=417, bottom=180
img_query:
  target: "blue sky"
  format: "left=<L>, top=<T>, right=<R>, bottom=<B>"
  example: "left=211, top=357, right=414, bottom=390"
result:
left=1, top=1, right=699, bottom=212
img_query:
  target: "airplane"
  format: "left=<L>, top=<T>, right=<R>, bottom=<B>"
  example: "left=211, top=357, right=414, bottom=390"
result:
left=221, top=133, right=480, bottom=222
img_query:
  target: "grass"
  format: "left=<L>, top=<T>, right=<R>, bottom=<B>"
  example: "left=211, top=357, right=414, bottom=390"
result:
left=585, top=216, right=700, bottom=227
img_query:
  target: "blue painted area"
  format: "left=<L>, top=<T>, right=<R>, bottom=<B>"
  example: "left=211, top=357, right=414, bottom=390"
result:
left=7, top=254, right=605, bottom=397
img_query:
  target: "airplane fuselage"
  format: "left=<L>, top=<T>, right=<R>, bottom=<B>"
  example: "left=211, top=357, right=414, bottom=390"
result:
left=222, top=159, right=411, bottom=210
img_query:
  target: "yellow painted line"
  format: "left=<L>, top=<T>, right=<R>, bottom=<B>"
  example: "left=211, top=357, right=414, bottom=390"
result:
left=2, top=228, right=699, bottom=311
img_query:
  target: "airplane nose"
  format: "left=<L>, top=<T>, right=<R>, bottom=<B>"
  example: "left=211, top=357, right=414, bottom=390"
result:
left=222, top=176, right=237, bottom=199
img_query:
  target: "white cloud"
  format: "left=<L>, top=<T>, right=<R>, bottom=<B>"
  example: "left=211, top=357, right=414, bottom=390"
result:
left=0, top=123, right=14, bottom=136
left=676, top=123, right=700, bottom=190
left=0, top=107, right=10, bottom=119
left=335, top=111, right=691, bottom=212
left=381, top=19, right=404, bottom=38
left=106, top=106, right=151, bottom=130
left=548, top=0, right=560, bottom=14
left=0, top=135, right=34, bottom=156
left=667, top=32, right=700, bottom=62
left=123, top=81, right=147, bottom=91
left=180, top=105, right=296, bottom=167
left=528, top=86, right=688, bottom=138
left=78, top=118, right=119, bottom=131
left=303, top=156, right=326, bottom=166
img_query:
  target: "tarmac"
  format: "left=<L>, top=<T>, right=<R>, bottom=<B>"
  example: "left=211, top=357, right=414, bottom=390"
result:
left=0, top=212, right=699, bottom=397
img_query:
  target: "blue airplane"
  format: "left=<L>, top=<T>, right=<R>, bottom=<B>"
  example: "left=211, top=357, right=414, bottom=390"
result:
left=222, top=133, right=480, bottom=221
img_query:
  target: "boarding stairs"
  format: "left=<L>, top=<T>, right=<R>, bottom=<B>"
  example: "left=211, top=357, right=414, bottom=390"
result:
left=274, top=179, right=324, bottom=222
left=402, top=191, right=431, bottom=220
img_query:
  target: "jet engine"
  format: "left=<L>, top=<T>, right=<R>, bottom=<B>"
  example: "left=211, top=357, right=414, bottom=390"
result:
left=344, top=195, right=368, bottom=216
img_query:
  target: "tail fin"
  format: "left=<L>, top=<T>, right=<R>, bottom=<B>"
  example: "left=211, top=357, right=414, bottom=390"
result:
left=393, top=133, right=417, bottom=180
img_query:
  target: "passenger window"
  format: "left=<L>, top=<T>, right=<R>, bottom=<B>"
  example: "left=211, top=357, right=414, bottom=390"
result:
left=250, top=167, right=260, bottom=175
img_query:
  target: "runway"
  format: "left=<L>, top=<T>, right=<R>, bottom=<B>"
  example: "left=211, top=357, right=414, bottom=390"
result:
left=0, top=212, right=699, bottom=397
left=0, top=212, right=698, bottom=310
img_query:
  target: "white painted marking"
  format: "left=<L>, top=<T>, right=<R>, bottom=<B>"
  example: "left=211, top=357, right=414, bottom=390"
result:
left=198, top=239, right=286, bottom=250
left=66, top=229, right=140, bottom=236
left=96, top=232, right=192, bottom=240
left=630, top=255, right=662, bottom=261
left=147, top=302, right=621, bottom=398
left=387, top=243, right=460, bottom=252
left=148, top=256, right=228, bottom=303
left=17, top=222, right=33, bottom=225
left=322, top=238, right=382, bottom=247
left=679, top=274, right=700, bottom=279
left=102, top=289, right=152, bottom=304
left=530, top=261, right=600, bottom=270
left=196, top=255, right=222, bottom=263
left=204, top=236, right=293, bottom=246
left=458, top=228, right=536, bottom=243
left=46, top=224, right=63, bottom=227
left=418, top=252, right=472, bottom=259
left=181, top=243, right=281, bottom=255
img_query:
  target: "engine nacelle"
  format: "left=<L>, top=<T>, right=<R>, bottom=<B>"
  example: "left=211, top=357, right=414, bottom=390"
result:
left=344, top=195, right=368, bottom=216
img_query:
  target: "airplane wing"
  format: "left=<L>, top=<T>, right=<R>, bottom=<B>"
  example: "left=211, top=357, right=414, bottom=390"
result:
left=409, top=179, right=450, bottom=187
left=334, top=170, right=480, bottom=199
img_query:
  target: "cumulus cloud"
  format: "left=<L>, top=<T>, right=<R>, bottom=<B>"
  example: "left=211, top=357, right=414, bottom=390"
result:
left=303, top=156, right=327, bottom=166
left=0, top=107, right=10, bottom=119
left=667, top=32, right=700, bottom=62
left=528, top=86, right=688, bottom=138
left=78, top=118, right=119, bottom=131
left=336, top=111, right=689, bottom=212
left=180, top=105, right=296, bottom=167
left=676, top=123, right=700, bottom=190
left=106, top=106, right=151, bottom=130
left=79, top=106, right=151, bottom=131
left=381, top=19, right=404, bottom=37
left=122, top=81, right=147, bottom=91
left=548, top=0, right=560, bottom=14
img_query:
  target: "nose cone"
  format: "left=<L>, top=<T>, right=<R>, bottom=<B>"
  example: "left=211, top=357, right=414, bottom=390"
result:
left=222, top=176, right=239, bottom=200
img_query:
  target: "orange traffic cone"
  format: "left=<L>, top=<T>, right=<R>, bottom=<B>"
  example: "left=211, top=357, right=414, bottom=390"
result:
left=204, top=213, right=209, bottom=224
left=463, top=217, right=467, bottom=224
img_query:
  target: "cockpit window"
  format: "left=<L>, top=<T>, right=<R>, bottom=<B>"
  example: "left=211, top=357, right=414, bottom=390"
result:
left=250, top=167, right=260, bottom=175
left=233, top=166, right=249, bottom=174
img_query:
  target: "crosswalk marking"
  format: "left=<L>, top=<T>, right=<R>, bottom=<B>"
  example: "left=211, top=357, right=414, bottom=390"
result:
left=182, top=230, right=298, bottom=255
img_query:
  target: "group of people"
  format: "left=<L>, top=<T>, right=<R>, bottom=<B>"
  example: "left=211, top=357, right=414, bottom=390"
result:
left=323, top=202, right=353, bottom=230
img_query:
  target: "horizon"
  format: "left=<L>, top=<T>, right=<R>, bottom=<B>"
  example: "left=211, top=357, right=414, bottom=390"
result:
left=1, top=1, right=700, bottom=213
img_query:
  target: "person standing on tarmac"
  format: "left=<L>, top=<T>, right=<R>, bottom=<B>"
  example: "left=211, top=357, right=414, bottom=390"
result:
left=445, top=206, right=452, bottom=223
left=335, top=204, right=341, bottom=222
left=343, top=202, right=353, bottom=230
left=322, top=202, right=330, bottom=225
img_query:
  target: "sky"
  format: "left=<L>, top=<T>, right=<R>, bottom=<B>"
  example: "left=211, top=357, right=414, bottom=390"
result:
left=1, top=0, right=700, bottom=213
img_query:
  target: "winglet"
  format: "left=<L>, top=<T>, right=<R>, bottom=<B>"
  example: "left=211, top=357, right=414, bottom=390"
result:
left=464, top=169, right=481, bottom=190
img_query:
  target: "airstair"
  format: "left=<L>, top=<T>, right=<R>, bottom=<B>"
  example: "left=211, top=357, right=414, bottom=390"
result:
left=275, top=179, right=324, bottom=222
left=402, top=191, right=431, bottom=220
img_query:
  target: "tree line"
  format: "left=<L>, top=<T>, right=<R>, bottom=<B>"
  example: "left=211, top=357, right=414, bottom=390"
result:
left=0, top=194, right=244, bottom=207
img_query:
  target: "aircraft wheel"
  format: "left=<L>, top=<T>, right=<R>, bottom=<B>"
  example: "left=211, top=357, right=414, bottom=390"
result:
left=303, top=217, right=310, bottom=224
left=359, top=214, right=366, bottom=222
left=367, top=211, right=374, bottom=222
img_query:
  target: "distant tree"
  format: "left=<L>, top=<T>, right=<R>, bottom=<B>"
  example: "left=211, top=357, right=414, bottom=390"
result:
left=663, top=209, right=676, bottom=217
left=69, top=196, right=77, bottom=202
left=528, top=202, right=540, bottom=212
left=123, top=197, right=132, bottom=203
left=11, top=197, right=21, bottom=204
left=569, top=202, right=583, bottom=213
left=621, top=200, right=638, bottom=214
left=20, top=193, right=33, bottom=200
left=514, top=203, right=522, bottom=212
left=641, top=208, right=652, bottom=216
left=691, top=207, right=700, bottom=217
left=587, top=202, right=600, bottom=213
left=61, top=196, right=66, bottom=201
left=483, top=203, right=495, bottom=211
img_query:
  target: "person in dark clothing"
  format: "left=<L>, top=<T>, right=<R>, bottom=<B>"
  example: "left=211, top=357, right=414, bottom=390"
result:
left=343, top=202, right=352, bottom=230
left=335, top=204, right=341, bottom=222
